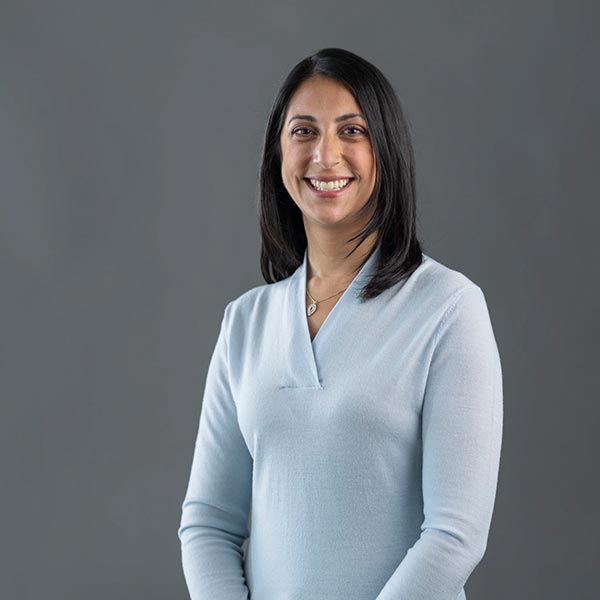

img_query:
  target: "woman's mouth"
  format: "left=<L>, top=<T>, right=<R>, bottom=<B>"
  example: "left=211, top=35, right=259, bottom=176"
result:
left=303, top=177, right=355, bottom=197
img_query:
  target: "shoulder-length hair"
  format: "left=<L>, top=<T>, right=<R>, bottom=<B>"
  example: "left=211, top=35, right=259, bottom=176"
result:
left=257, top=47, right=424, bottom=300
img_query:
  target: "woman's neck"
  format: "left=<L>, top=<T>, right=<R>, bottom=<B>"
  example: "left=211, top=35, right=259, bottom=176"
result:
left=305, top=231, right=379, bottom=283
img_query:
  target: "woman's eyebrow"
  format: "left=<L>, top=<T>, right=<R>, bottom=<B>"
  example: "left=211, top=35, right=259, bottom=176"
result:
left=287, top=113, right=366, bottom=125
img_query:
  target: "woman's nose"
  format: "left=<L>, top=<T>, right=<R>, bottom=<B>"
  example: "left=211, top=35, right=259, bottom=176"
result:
left=313, top=132, right=341, bottom=168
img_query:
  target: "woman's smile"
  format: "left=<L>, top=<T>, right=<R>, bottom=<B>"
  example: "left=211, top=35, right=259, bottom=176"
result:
left=303, top=177, right=355, bottom=197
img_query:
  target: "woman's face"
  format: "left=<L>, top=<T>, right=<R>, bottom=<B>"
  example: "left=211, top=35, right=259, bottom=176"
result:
left=279, top=75, right=377, bottom=230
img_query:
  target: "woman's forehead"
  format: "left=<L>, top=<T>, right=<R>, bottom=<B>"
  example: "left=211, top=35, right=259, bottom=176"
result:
left=287, top=76, right=361, bottom=114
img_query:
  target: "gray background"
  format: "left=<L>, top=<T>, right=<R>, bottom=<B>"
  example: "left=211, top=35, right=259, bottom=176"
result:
left=2, top=1, right=598, bottom=598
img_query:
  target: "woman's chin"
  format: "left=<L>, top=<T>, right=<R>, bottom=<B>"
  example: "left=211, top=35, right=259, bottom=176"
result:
left=303, top=207, right=357, bottom=228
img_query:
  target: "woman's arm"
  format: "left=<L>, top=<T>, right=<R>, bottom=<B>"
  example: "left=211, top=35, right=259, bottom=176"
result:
left=375, top=285, right=503, bottom=599
left=178, top=302, right=253, bottom=600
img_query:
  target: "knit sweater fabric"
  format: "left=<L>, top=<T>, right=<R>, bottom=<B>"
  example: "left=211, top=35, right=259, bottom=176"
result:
left=178, top=244, right=503, bottom=599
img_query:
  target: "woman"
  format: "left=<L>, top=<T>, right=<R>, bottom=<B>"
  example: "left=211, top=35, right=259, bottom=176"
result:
left=178, top=47, right=503, bottom=600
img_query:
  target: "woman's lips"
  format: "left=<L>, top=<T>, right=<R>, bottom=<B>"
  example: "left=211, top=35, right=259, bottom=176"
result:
left=303, top=178, right=355, bottom=198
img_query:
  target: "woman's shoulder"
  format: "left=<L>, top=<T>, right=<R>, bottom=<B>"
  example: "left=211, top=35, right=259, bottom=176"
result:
left=221, top=276, right=290, bottom=325
left=411, top=251, right=485, bottom=310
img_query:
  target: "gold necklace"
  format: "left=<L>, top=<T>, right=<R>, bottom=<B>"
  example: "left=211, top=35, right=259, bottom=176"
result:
left=305, top=286, right=348, bottom=317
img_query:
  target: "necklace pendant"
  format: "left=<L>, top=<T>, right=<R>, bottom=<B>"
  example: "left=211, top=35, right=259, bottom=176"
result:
left=307, top=302, right=317, bottom=317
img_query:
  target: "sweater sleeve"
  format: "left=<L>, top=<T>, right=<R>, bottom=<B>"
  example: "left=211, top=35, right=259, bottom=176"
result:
left=178, top=302, right=253, bottom=599
left=374, top=285, right=503, bottom=600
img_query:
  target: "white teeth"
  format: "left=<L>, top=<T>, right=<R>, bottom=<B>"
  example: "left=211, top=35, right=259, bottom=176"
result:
left=309, top=178, right=350, bottom=191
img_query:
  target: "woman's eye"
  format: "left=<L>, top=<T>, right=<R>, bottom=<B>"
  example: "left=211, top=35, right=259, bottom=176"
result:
left=344, top=126, right=364, bottom=135
left=292, top=128, right=313, bottom=136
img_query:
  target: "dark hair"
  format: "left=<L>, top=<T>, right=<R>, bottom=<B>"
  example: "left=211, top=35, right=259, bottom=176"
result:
left=257, top=47, right=424, bottom=300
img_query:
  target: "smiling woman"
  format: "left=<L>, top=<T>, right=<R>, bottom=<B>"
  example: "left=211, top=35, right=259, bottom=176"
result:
left=178, top=47, right=503, bottom=600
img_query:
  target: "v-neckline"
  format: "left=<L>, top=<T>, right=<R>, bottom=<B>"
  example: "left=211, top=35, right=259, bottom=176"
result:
left=285, top=244, right=380, bottom=389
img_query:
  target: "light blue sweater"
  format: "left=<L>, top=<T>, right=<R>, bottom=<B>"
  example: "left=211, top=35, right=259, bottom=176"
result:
left=178, top=244, right=503, bottom=599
